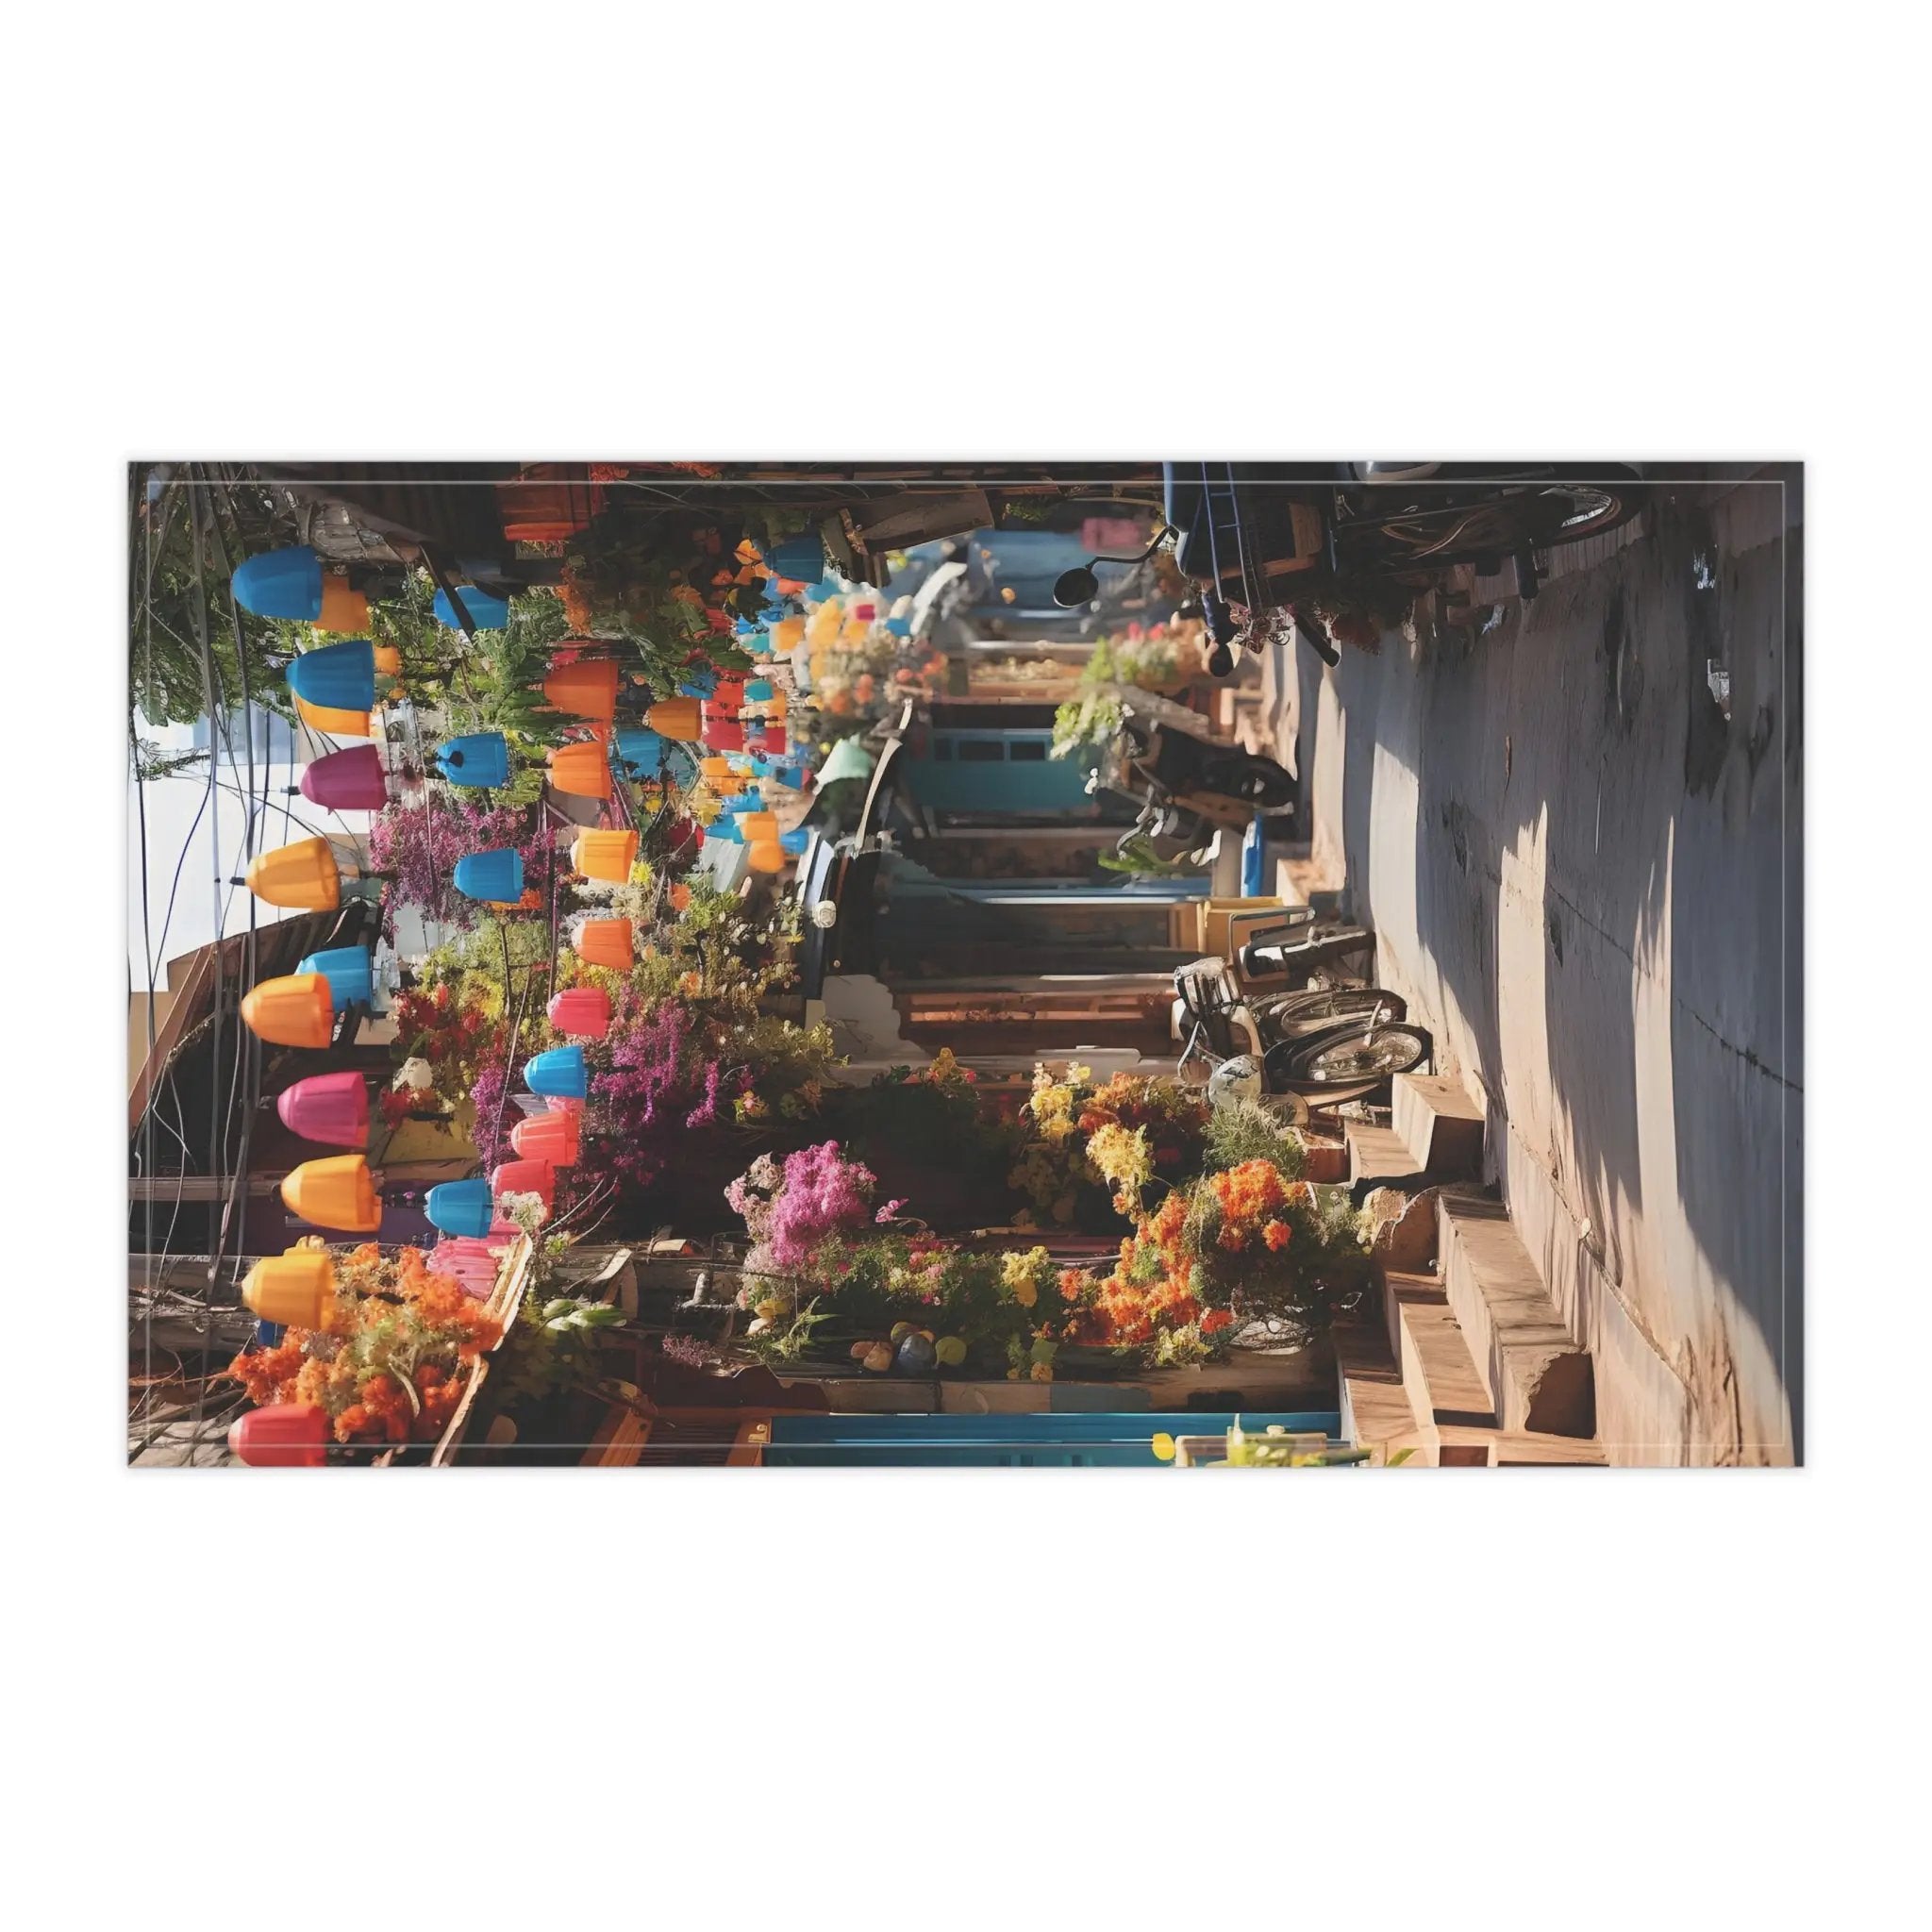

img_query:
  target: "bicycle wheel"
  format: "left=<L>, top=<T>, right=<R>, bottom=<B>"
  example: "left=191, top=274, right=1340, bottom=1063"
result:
left=1280, top=1024, right=1429, bottom=1086
left=1252, top=986, right=1407, bottom=1031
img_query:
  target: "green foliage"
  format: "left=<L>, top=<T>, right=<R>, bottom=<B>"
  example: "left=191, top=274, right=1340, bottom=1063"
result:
left=1097, top=834, right=1194, bottom=878
left=738, top=1296, right=837, bottom=1365
left=130, top=473, right=300, bottom=728
left=1051, top=690, right=1124, bottom=765
left=1202, top=1101, right=1310, bottom=1177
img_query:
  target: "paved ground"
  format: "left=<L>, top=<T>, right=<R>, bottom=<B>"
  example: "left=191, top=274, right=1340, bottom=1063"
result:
left=1273, top=474, right=1802, bottom=1464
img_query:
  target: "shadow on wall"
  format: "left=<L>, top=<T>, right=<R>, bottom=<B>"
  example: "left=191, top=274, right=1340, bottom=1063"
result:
left=1315, top=477, right=1800, bottom=1456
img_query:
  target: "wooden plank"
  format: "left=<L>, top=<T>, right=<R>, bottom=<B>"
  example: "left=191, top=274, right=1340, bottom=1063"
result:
left=581, top=1405, right=654, bottom=1468
left=725, top=1418, right=771, bottom=1468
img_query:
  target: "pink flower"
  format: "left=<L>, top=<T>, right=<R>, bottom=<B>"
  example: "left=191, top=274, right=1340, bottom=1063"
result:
left=875, top=1198, right=908, bottom=1224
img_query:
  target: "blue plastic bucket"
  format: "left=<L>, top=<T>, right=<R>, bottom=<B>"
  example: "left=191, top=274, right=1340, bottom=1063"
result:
left=767, top=536, right=828, bottom=582
left=294, top=944, right=375, bottom=1012
left=615, top=727, right=664, bottom=778
left=233, top=546, right=324, bottom=621
left=455, top=849, right=525, bottom=904
left=287, top=640, right=375, bottom=713
left=436, top=732, right=510, bottom=790
left=524, top=1044, right=588, bottom=1100
left=433, top=585, right=510, bottom=630
left=425, top=1178, right=494, bottom=1239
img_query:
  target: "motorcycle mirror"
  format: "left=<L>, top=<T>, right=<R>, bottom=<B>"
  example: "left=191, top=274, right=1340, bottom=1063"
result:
left=1053, top=564, right=1100, bottom=608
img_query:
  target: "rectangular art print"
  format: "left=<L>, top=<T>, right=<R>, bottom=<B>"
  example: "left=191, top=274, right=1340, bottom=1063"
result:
left=127, top=461, right=1801, bottom=1469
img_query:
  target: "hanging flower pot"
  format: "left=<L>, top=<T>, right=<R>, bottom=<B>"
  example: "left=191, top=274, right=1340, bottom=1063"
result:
left=245, top=836, right=341, bottom=911
left=454, top=848, right=525, bottom=905
left=287, top=640, right=376, bottom=714
left=275, top=1071, right=370, bottom=1148
left=433, top=585, right=510, bottom=630
left=232, top=546, right=324, bottom=621
left=570, top=829, right=638, bottom=882
left=434, top=733, right=511, bottom=790
left=242, top=973, right=336, bottom=1048
left=300, top=742, right=390, bottom=811
left=647, top=696, right=704, bottom=742
left=547, top=741, right=612, bottom=800
left=229, top=1403, right=330, bottom=1467
left=548, top=986, right=613, bottom=1038
left=615, top=727, right=664, bottom=779
left=425, top=1177, right=496, bottom=1239
left=281, top=1154, right=382, bottom=1234
left=569, top=919, right=634, bottom=974
left=241, top=1247, right=336, bottom=1327
left=542, top=657, right=621, bottom=723
left=510, top=1109, right=580, bottom=1167
left=524, top=1045, right=587, bottom=1100
left=294, top=944, right=374, bottom=1013
left=293, top=694, right=373, bottom=739
left=317, top=578, right=370, bottom=636
left=491, top=1158, right=556, bottom=1209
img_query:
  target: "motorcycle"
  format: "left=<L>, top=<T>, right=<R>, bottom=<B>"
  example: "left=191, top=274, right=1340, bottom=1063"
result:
left=1087, top=685, right=1297, bottom=863
left=1172, top=956, right=1430, bottom=1118
left=1057, top=462, right=1646, bottom=675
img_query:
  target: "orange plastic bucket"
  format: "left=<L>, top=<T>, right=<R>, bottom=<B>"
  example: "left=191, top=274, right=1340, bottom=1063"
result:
left=548, top=741, right=612, bottom=800
left=245, top=837, right=341, bottom=912
left=281, top=1154, right=382, bottom=1233
left=242, top=973, right=336, bottom=1048
left=571, top=829, right=639, bottom=883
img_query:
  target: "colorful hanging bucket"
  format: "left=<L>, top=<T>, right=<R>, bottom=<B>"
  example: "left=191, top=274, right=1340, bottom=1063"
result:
left=543, top=658, right=621, bottom=723
left=548, top=990, right=613, bottom=1042
left=454, top=848, right=525, bottom=904
left=275, top=1072, right=370, bottom=1149
left=647, top=697, right=703, bottom=742
left=281, top=1154, right=382, bottom=1234
left=491, top=1158, right=556, bottom=1208
left=615, top=727, right=664, bottom=779
left=570, top=919, right=634, bottom=974
left=299, top=742, right=389, bottom=811
left=425, top=1177, right=496, bottom=1240
left=245, top=837, right=341, bottom=912
left=293, top=694, right=373, bottom=739
left=547, top=741, right=612, bottom=800
left=436, top=733, right=511, bottom=790
left=241, top=973, right=336, bottom=1048
left=241, top=1247, right=336, bottom=1327
left=317, top=578, right=370, bottom=636
left=433, top=585, right=510, bottom=630
left=295, top=945, right=374, bottom=1013
left=523, top=1045, right=587, bottom=1100
left=229, top=1404, right=330, bottom=1467
left=570, top=829, right=638, bottom=883
left=287, top=640, right=376, bottom=714
left=510, top=1110, right=580, bottom=1167
left=232, top=546, right=324, bottom=621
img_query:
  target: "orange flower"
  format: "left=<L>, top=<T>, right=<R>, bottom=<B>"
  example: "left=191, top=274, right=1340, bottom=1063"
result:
left=1218, top=1224, right=1247, bottom=1251
left=1201, top=1308, right=1234, bottom=1336
left=1263, top=1219, right=1291, bottom=1252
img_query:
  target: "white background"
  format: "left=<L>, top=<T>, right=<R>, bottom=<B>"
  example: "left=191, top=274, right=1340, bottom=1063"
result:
left=6, top=5, right=1924, bottom=1928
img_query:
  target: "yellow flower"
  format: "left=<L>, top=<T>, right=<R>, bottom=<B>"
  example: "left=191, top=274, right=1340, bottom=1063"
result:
left=1041, top=1114, right=1077, bottom=1143
left=1065, top=1062, right=1092, bottom=1086
left=1087, top=1123, right=1153, bottom=1192
left=678, top=972, right=703, bottom=997
left=1030, top=1361, right=1054, bottom=1383
left=1030, top=1083, right=1073, bottom=1124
